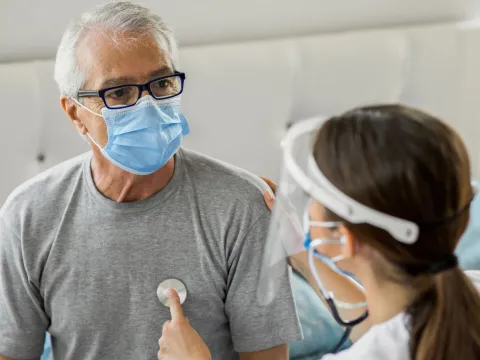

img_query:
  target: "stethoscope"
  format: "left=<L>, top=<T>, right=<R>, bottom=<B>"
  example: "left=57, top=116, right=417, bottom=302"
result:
left=157, top=278, right=188, bottom=307
left=302, top=235, right=369, bottom=353
left=302, top=205, right=369, bottom=353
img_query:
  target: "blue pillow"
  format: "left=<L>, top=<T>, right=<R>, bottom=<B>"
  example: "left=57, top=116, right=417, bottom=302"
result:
left=455, top=180, right=480, bottom=270
left=289, top=272, right=351, bottom=360
left=41, top=333, right=51, bottom=360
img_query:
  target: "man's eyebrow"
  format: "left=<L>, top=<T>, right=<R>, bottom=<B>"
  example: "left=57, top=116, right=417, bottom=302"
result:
left=98, top=76, right=137, bottom=90
left=97, top=67, right=175, bottom=90
left=148, top=66, right=175, bottom=79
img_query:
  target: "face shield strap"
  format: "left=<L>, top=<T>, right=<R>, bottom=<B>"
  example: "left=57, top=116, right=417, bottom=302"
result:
left=416, top=191, right=476, bottom=230
left=399, top=186, right=476, bottom=276
left=401, top=254, right=459, bottom=277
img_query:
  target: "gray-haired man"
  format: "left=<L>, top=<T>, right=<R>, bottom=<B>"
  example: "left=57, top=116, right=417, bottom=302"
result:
left=0, top=2, right=301, bottom=360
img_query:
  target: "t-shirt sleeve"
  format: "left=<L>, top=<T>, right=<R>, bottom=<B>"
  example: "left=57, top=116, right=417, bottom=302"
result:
left=224, top=210, right=302, bottom=353
left=0, top=218, right=49, bottom=359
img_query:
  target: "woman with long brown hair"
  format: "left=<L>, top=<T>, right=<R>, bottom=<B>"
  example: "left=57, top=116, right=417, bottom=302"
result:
left=157, top=104, right=480, bottom=360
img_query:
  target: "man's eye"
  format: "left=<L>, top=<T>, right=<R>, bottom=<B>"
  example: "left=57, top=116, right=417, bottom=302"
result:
left=114, top=90, right=125, bottom=98
left=153, top=79, right=171, bottom=89
left=107, top=88, right=129, bottom=99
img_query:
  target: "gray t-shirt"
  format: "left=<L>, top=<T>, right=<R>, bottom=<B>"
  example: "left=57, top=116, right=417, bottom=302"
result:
left=0, top=148, right=301, bottom=360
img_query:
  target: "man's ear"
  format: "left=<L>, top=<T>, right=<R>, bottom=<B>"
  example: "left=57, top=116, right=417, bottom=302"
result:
left=60, top=96, right=87, bottom=135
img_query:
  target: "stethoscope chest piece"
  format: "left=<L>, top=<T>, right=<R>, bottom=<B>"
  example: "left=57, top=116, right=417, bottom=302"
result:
left=157, top=278, right=188, bottom=307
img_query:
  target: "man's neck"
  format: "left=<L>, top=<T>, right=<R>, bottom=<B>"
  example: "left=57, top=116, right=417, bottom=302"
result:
left=90, top=150, right=175, bottom=203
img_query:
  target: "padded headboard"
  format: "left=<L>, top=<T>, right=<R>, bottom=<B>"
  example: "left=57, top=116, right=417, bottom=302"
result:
left=1, top=22, right=479, bottom=204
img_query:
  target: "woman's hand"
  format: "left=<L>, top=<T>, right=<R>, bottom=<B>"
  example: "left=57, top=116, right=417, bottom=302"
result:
left=158, top=289, right=211, bottom=360
left=260, top=177, right=276, bottom=210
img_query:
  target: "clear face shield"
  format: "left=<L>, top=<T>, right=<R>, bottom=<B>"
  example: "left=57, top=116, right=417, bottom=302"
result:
left=257, top=117, right=421, bottom=341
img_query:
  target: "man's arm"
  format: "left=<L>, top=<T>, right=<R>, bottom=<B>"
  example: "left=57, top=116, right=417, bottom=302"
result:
left=240, top=344, right=288, bottom=360
left=0, top=214, right=48, bottom=359
left=224, top=207, right=301, bottom=356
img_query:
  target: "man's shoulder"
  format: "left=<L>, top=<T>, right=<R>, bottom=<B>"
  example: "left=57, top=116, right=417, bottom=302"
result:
left=180, top=148, right=270, bottom=208
left=1, top=152, right=89, bottom=218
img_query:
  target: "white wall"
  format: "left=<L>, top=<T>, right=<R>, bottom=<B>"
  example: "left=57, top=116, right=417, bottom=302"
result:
left=0, top=0, right=475, bottom=62
left=0, top=0, right=479, bottom=204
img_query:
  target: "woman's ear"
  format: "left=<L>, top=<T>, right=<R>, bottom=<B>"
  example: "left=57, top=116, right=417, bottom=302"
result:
left=341, top=225, right=356, bottom=259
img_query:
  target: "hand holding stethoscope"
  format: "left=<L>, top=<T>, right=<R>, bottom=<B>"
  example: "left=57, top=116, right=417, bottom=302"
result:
left=157, top=289, right=211, bottom=360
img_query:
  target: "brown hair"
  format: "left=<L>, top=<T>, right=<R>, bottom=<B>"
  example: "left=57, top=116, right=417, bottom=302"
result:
left=312, top=104, right=480, bottom=360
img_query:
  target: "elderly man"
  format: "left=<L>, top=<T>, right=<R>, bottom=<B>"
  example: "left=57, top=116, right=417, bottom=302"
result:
left=0, top=2, right=301, bottom=360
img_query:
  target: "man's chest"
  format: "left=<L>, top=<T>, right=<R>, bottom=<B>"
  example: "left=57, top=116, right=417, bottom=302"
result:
left=40, top=214, right=229, bottom=343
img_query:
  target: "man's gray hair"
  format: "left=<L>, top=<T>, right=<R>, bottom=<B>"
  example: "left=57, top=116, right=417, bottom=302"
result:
left=54, top=1, right=179, bottom=98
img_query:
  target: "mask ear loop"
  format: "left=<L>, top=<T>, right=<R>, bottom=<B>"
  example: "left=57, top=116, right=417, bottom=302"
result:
left=303, top=199, right=340, bottom=230
left=71, top=97, right=103, bottom=117
left=304, top=202, right=362, bottom=290
left=304, top=201, right=362, bottom=282
left=70, top=98, right=106, bottom=150
left=308, top=239, right=368, bottom=309
left=86, top=133, right=105, bottom=150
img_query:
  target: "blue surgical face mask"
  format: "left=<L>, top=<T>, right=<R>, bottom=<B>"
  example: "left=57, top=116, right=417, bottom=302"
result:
left=73, top=95, right=190, bottom=175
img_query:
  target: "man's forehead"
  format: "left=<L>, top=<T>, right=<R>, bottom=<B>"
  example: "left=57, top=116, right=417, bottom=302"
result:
left=78, top=30, right=173, bottom=89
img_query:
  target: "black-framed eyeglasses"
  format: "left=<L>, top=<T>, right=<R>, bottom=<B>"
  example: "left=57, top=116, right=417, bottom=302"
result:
left=77, top=72, right=186, bottom=109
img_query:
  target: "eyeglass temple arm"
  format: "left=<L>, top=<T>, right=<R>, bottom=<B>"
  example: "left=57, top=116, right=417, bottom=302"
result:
left=77, top=90, right=99, bottom=97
